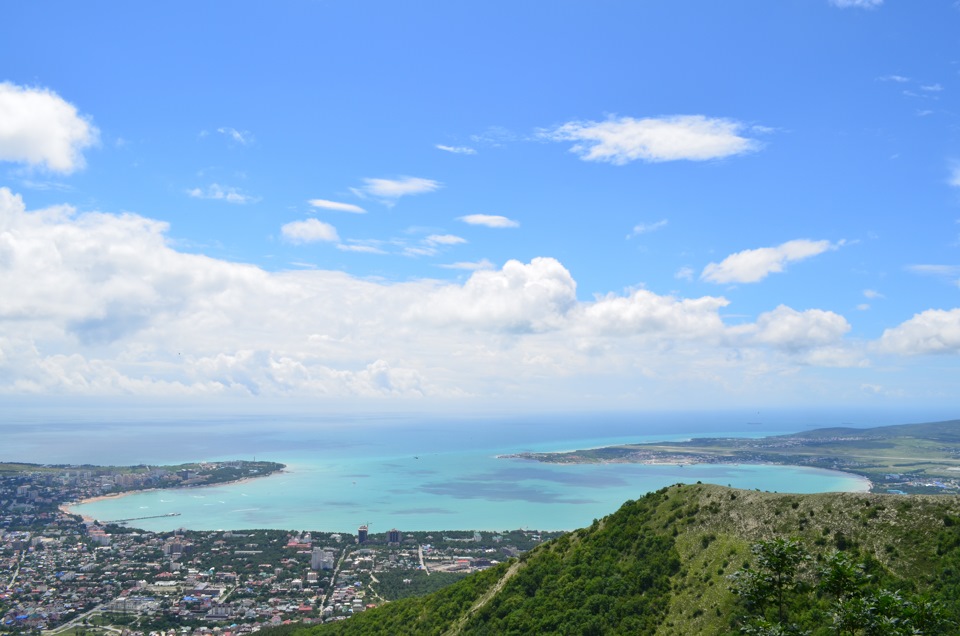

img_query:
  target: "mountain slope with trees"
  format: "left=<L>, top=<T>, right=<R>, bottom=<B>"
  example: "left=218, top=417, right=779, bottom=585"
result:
left=277, top=484, right=960, bottom=634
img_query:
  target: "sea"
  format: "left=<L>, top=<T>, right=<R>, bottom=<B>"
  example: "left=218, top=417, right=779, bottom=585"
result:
left=5, top=407, right=949, bottom=533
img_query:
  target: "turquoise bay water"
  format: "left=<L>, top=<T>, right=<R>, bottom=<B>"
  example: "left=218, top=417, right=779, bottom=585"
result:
left=12, top=411, right=872, bottom=532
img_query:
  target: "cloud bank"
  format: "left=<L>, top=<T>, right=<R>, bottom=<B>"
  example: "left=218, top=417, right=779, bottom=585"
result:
left=0, top=189, right=945, bottom=405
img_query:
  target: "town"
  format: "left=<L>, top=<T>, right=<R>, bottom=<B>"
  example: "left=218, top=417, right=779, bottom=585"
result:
left=0, top=462, right=561, bottom=635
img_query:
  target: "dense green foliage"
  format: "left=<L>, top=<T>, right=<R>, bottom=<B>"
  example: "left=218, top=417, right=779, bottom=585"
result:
left=373, top=571, right=469, bottom=601
left=277, top=485, right=960, bottom=635
left=730, top=540, right=951, bottom=635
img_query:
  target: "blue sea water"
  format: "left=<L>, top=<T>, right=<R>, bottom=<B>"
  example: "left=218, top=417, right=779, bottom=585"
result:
left=3, top=409, right=924, bottom=533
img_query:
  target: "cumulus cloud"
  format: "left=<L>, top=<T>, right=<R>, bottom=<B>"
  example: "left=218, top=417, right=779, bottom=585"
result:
left=281, top=219, right=339, bottom=244
left=188, top=183, right=259, bottom=204
left=544, top=115, right=759, bottom=164
left=878, top=309, right=960, bottom=355
left=744, top=305, right=851, bottom=350
left=830, top=0, right=882, bottom=8
left=579, top=290, right=728, bottom=337
left=407, top=258, right=578, bottom=332
left=0, top=82, right=99, bottom=173
left=0, top=187, right=904, bottom=403
left=459, top=214, right=519, bottom=228
left=308, top=198, right=366, bottom=213
left=701, top=239, right=837, bottom=284
left=355, top=176, right=440, bottom=200
left=436, top=144, right=476, bottom=155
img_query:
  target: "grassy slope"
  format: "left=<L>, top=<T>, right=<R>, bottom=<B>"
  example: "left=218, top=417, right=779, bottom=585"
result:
left=279, top=484, right=960, bottom=635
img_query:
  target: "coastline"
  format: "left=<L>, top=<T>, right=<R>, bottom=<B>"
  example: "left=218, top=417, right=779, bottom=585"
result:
left=61, top=469, right=287, bottom=521
left=502, top=452, right=874, bottom=494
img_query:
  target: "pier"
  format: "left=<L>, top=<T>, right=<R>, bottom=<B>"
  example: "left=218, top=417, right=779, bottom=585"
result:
left=99, top=512, right=181, bottom=524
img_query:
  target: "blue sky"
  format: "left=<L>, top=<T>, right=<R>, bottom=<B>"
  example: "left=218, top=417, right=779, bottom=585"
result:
left=1, top=0, right=959, bottom=413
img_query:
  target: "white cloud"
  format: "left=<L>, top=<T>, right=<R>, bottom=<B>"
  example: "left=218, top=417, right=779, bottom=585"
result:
left=0, top=187, right=927, bottom=404
left=629, top=219, right=668, bottom=237
left=469, top=126, right=516, bottom=147
left=579, top=290, right=728, bottom=337
left=674, top=267, right=694, bottom=281
left=459, top=214, right=519, bottom=228
left=921, top=83, right=944, bottom=92
left=188, top=183, right=259, bottom=204
left=356, top=176, right=440, bottom=200
left=308, top=199, right=366, bottom=214
left=949, top=164, right=960, bottom=187
left=436, top=144, right=476, bottom=155
left=407, top=258, right=578, bottom=332
left=878, top=75, right=910, bottom=82
left=216, top=127, right=252, bottom=145
left=544, top=115, right=759, bottom=165
left=425, top=234, right=467, bottom=246
left=906, top=264, right=960, bottom=286
left=440, top=259, right=494, bottom=271
left=857, top=303, right=870, bottom=311
left=907, top=264, right=960, bottom=275
left=281, top=219, right=339, bottom=244
left=337, top=243, right=386, bottom=254
left=878, top=309, right=960, bottom=355
left=0, top=82, right=99, bottom=173
left=863, top=289, right=884, bottom=299
left=744, top=305, right=851, bottom=350
left=830, top=0, right=882, bottom=8
left=403, top=246, right=438, bottom=258
left=701, top=239, right=836, bottom=284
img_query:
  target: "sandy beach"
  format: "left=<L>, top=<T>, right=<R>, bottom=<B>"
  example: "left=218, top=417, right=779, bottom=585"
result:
left=61, top=470, right=287, bottom=522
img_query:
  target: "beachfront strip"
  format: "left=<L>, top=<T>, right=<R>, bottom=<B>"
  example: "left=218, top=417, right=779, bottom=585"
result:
left=0, top=464, right=560, bottom=634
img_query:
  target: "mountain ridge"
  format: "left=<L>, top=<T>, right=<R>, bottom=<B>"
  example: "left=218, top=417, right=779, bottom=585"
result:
left=268, top=483, right=960, bottom=634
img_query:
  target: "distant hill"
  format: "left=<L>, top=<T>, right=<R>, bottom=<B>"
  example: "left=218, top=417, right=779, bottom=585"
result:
left=786, top=419, right=960, bottom=443
left=507, top=418, right=960, bottom=494
left=276, top=484, right=960, bottom=635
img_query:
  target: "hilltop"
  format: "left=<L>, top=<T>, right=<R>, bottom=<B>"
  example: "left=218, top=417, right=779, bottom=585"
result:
left=275, top=484, right=960, bottom=635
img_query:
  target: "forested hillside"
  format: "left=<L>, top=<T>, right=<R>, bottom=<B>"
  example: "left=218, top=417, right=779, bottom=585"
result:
left=273, top=484, right=960, bottom=635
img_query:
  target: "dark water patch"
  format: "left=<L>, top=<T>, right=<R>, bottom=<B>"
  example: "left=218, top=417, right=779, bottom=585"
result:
left=459, top=467, right=629, bottom=488
left=421, top=480, right=597, bottom=504
left=392, top=507, right=456, bottom=515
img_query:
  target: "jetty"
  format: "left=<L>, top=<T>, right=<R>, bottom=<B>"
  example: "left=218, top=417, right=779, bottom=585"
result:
left=100, top=512, right=181, bottom=524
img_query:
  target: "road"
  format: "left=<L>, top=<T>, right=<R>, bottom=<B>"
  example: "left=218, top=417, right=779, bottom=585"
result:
left=418, top=544, right=430, bottom=575
left=6, top=552, right=22, bottom=589
left=321, top=548, right=349, bottom=607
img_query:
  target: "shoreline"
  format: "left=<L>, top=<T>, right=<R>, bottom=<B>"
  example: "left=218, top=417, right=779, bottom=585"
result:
left=502, top=453, right=874, bottom=494
left=62, top=469, right=287, bottom=520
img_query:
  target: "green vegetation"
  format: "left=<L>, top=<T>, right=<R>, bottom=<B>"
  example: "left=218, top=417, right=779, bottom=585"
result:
left=731, top=540, right=950, bottom=634
left=373, top=571, right=469, bottom=601
left=267, top=484, right=960, bottom=635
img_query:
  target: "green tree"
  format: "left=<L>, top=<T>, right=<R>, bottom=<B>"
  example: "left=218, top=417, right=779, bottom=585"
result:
left=732, top=538, right=809, bottom=627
